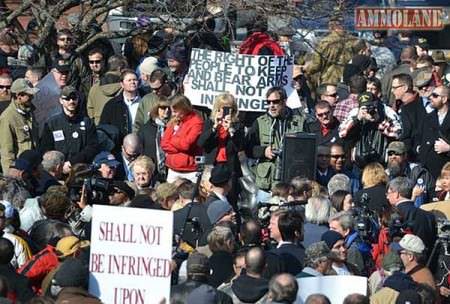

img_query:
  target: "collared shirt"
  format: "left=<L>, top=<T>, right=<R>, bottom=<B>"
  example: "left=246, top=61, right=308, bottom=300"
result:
left=334, top=94, right=358, bottom=122
left=276, top=241, right=293, bottom=249
left=213, top=191, right=229, bottom=205
left=438, top=110, right=447, bottom=126
left=121, top=153, right=134, bottom=181
left=421, top=96, right=433, bottom=114
left=123, top=93, right=140, bottom=126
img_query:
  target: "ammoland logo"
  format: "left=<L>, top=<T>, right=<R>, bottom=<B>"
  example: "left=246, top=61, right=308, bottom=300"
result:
left=355, top=7, right=444, bottom=30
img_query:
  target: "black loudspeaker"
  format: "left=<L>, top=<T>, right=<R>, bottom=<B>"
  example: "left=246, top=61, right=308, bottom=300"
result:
left=281, top=133, right=317, bottom=182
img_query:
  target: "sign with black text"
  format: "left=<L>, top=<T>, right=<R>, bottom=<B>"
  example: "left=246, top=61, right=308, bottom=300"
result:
left=184, top=48, right=301, bottom=112
left=88, top=205, right=173, bottom=304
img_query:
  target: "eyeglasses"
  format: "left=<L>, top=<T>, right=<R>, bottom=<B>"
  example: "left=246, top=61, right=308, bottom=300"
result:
left=331, top=154, right=345, bottom=159
left=317, top=111, right=331, bottom=118
left=89, top=60, right=102, bottom=64
left=266, top=99, right=283, bottom=105
left=430, top=92, right=444, bottom=98
left=0, top=85, right=11, bottom=90
left=387, top=151, right=403, bottom=156
left=123, top=149, right=140, bottom=161
left=326, top=93, right=337, bottom=98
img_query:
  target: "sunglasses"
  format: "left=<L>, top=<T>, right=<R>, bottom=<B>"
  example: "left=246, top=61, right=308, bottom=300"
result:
left=326, top=93, right=337, bottom=98
left=89, top=60, right=102, bottom=64
left=62, top=94, right=78, bottom=101
left=267, top=99, right=283, bottom=105
left=387, top=151, right=403, bottom=156
left=331, top=154, right=345, bottom=159
left=0, top=85, right=10, bottom=90
left=317, top=111, right=331, bottom=118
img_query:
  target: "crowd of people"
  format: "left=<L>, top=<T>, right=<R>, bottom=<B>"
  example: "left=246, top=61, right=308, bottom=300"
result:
left=0, top=8, right=449, bottom=304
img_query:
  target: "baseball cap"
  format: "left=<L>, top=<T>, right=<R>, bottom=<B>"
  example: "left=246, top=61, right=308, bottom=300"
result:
left=414, top=70, right=432, bottom=88
left=10, top=78, right=39, bottom=95
left=387, top=141, right=407, bottom=155
left=60, top=86, right=78, bottom=99
left=139, top=56, right=159, bottom=76
left=53, top=60, right=71, bottom=73
left=11, top=150, right=42, bottom=173
left=305, top=241, right=331, bottom=262
left=93, top=151, right=120, bottom=168
left=358, top=92, right=376, bottom=108
left=55, top=236, right=90, bottom=258
left=395, top=234, right=425, bottom=254
left=207, top=200, right=233, bottom=225
left=382, top=251, right=403, bottom=272
left=432, top=50, right=447, bottom=64
left=187, top=252, right=210, bottom=275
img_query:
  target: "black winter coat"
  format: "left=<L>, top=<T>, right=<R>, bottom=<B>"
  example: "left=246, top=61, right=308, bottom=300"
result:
left=171, top=280, right=232, bottom=304
left=99, top=94, right=133, bottom=148
left=400, top=95, right=427, bottom=158
left=39, top=112, right=99, bottom=164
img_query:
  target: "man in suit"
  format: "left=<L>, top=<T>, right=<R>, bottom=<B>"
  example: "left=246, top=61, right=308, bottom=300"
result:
left=392, top=73, right=427, bottom=159
left=417, top=85, right=450, bottom=179
left=205, top=164, right=232, bottom=207
left=386, top=176, right=437, bottom=255
left=269, top=210, right=305, bottom=276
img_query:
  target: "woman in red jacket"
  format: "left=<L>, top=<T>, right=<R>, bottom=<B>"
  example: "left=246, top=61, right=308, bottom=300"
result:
left=161, top=95, right=203, bottom=183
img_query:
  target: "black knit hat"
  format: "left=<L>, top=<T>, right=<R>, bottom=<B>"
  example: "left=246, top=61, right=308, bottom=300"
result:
left=209, top=164, right=232, bottom=186
left=321, top=230, right=344, bottom=249
left=54, top=257, right=88, bottom=287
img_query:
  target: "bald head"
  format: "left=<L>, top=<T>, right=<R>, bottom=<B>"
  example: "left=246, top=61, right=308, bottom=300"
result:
left=343, top=293, right=369, bottom=304
left=245, top=247, right=266, bottom=276
left=122, top=133, right=142, bottom=155
left=305, top=294, right=331, bottom=304
left=269, top=273, right=298, bottom=303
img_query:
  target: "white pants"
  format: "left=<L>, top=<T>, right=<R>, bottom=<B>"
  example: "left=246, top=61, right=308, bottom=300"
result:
left=166, top=169, right=199, bottom=183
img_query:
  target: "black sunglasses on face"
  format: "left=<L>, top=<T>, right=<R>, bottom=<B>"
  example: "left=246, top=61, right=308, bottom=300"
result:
left=0, top=85, right=11, bottom=90
left=317, top=111, right=331, bottom=118
left=267, top=99, right=283, bottom=105
left=430, top=93, right=442, bottom=98
left=89, top=60, right=102, bottom=64
left=326, top=93, right=337, bottom=98
left=387, top=151, right=403, bottom=156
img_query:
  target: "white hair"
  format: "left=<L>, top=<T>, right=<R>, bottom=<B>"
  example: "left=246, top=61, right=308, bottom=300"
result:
left=305, top=195, right=334, bottom=224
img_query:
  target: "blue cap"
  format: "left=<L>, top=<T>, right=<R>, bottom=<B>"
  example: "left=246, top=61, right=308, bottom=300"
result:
left=93, top=151, right=120, bottom=168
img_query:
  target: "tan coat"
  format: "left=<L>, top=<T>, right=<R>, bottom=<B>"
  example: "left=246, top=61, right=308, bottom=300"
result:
left=0, top=100, right=37, bottom=172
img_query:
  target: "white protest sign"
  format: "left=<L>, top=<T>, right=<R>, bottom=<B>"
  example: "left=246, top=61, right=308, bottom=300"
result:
left=295, top=275, right=368, bottom=304
left=184, top=48, right=301, bottom=112
left=89, top=205, right=173, bottom=304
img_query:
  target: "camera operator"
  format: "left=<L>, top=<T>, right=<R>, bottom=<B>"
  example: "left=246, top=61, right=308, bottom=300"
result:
left=246, top=86, right=305, bottom=191
left=386, top=177, right=437, bottom=254
left=92, top=151, right=121, bottom=180
left=39, top=86, right=99, bottom=174
left=338, top=92, right=401, bottom=168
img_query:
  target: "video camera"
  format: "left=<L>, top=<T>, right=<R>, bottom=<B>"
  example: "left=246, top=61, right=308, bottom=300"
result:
left=437, top=219, right=450, bottom=241
left=352, top=193, right=379, bottom=242
left=272, top=148, right=283, bottom=181
left=68, top=171, right=114, bottom=205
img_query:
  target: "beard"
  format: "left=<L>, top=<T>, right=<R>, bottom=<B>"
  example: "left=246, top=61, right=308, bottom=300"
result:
left=387, top=161, right=403, bottom=178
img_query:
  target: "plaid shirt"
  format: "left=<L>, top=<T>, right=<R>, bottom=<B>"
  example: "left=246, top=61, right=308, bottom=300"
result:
left=334, top=94, right=359, bottom=122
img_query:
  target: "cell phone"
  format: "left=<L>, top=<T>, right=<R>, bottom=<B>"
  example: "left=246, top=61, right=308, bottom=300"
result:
left=223, top=106, right=231, bottom=117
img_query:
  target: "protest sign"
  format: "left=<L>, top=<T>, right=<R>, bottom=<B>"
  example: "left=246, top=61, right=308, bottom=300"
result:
left=184, top=48, right=301, bottom=112
left=295, top=275, right=367, bottom=304
left=89, top=205, right=173, bottom=304
left=421, top=200, right=450, bottom=219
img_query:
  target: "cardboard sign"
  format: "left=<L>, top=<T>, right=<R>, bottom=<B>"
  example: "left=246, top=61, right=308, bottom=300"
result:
left=89, top=205, right=173, bottom=304
left=184, top=48, right=301, bottom=112
left=295, top=275, right=367, bottom=304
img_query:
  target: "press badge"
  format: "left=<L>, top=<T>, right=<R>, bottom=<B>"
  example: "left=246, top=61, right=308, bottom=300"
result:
left=52, top=130, right=65, bottom=141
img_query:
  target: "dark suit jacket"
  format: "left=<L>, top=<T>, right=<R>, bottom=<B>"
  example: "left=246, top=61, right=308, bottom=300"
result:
left=270, top=243, right=305, bottom=276
left=99, top=94, right=133, bottom=149
left=400, top=95, right=427, bottom=158
left=418, top=110, right=450, bottom=179
left=396, top=200, right=437, bottom=253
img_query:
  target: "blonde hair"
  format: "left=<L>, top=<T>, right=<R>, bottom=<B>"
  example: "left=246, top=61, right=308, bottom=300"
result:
left=210, top=93, right=239, bottom=122
left=441, top=162, right=450, bottom=176
left=131, top=155, right=155, bottom=174
left=168, top=95, right=193, bottom=126
left=305, top=195, right=334, bottom=224
left=362, top=162, right=388, bottom=188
